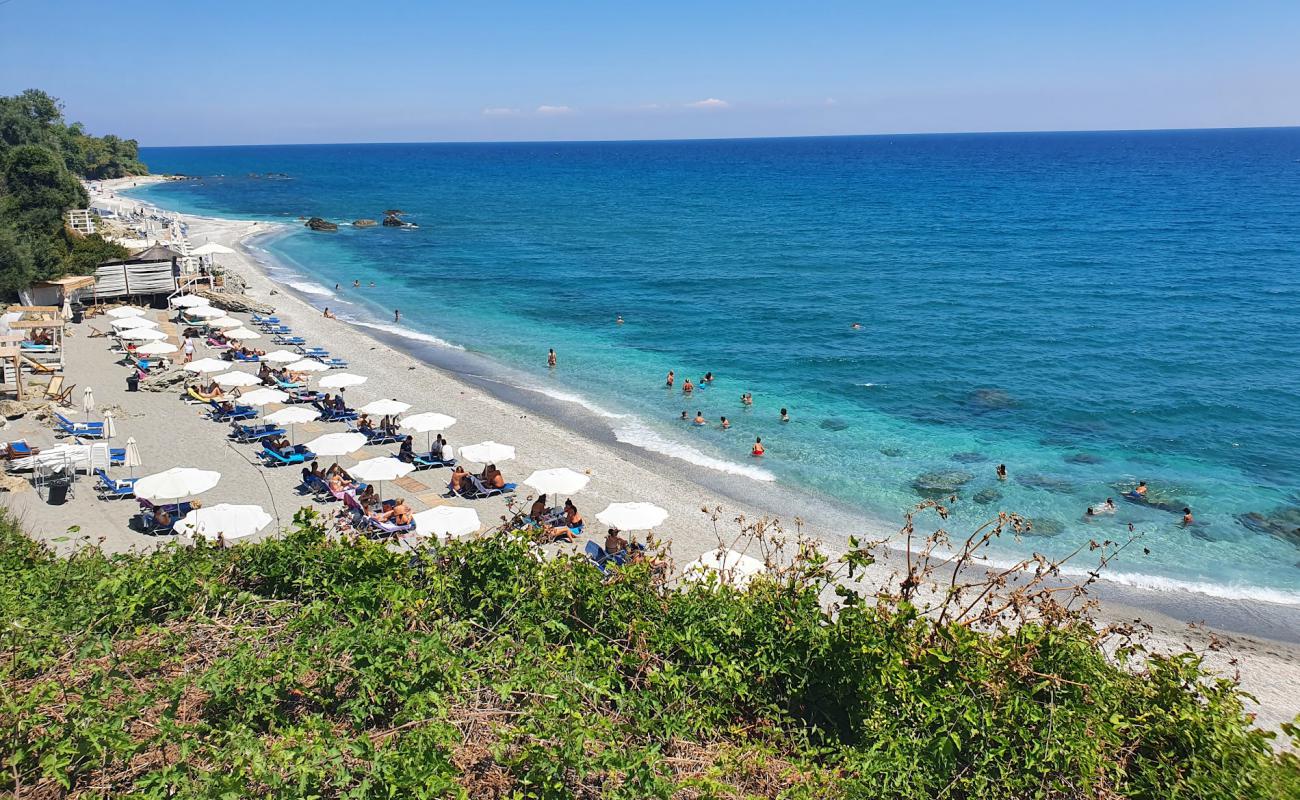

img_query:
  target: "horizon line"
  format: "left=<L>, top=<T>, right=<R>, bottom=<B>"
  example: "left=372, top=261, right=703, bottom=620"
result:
left=137, top=124, right=1300, bottom=150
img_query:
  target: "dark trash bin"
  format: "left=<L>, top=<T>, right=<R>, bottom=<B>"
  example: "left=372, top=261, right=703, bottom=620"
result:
left=126, top=374, right=140, bottom=392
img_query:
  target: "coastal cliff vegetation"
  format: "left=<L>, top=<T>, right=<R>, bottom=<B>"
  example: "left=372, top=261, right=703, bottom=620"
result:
left=2, top=508, right=1296, bottom=799
left=0, top=90, right=144, bottom=297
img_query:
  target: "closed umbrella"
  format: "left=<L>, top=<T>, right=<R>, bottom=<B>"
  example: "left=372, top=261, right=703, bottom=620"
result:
left=184, top=357, right=229, bottom=373
left=135, top=341, right=178, bottom=356
left=102, top=409, right=117, bottom=439
left=111, top=316, right=157, bottom=329
left=359, top=398, right=410, bottom=416
left=319, top=372, right=367, bottom=389
left=106, top=305, right=149, bottom=318
left=262, top=349, right=301, bottom=363
left=458, top=441, right=515, bottom=464
left=286, top=359, right=329, bottom=373
left=81, top=386, right=95, bottom=422
left=412, top=506, right=480, bottom=543
left=134, top=467, right=221, bottom=503
left=349, top=456, right=415, bottom=500
left=61, top=295, right=72, bottom=321
left=238, top=387, right=289, bottom=407
left=224, top=327, right=261, bottom=340
left=596, top=502, right=668, bottom=531
left=170, top=295, right=207, bottom=308
left=304, top=431, right=367, bottom=459
left=683, top=548, right=766, bottom=589
left=213, top=371, right=261, bottom=388
left=524, top=468, right=589, bottom=497
left=119, top=328, right=167, bottom=341
left=174, top=503, right=272, bottom=544
left=123, top=436, right=142, bottom=477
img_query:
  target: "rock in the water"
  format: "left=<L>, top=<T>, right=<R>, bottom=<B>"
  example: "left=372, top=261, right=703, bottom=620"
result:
left=353, top=219, right=378, bottom=228
left=879, top=446, right=904, bottom=457
left=973, top=488, right=1002, bottom=505
left=382, top=215, right=405, bottom=227
left=912, top=470, right=974, bottom=496
left=305, top=217, right=338, bottom=232
left=1237, top=508, right=1300, bottom=546
left=819, top=418, right=850, bottom=432
left=965, top=387, right=1018, bottom=412
left=1064, top=452, right=1105, bottom=465
left=1015, top=473, right=1077, bottom=494
left=951, top=451, right=987, bottom=463
left=1025, top=517, right=1064, bottom=536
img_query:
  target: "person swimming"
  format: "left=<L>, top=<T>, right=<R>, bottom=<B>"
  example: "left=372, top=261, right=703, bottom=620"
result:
left=616, top=314, right=624, bottom=324
left=1104, top=498, right=1116, bottom=512
left=693, top=411, right=706, bottom=426
left=679, top=411, right=688, bottom=421
left=720, top=416, right=730, bottom=429
left=741, top=392, right=753, bottom=406
left=1182, top=507, right=1194, bottom=526
left=1134, top=481, right=1148, bottom=496
left=851, top=322, right=862, bottom=330
left=751, top=437, right=765, bottom=457
left=702, top=372, right=714, bottom=384
left=780, top=407, right=789, bottom=423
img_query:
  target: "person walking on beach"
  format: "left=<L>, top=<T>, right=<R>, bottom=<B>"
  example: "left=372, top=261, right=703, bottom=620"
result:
left=547, top=349, right=557, bottom=368
left=182, top=336, right=195, bottom=364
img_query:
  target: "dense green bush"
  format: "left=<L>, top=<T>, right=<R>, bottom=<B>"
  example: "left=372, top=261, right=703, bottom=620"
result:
left=1, top=510, right=1296, bottom=798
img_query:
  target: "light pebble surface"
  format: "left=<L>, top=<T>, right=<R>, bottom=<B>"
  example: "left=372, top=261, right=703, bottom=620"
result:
left=3, top=176, right=1295, bottom=738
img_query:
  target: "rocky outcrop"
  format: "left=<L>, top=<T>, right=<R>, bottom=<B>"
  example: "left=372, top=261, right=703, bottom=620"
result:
left=911, top=470, right=973, bottom=497
left=194, top=290, right=274, bottom=315
left=353, top=219, right=378, bottom=228
left=382, top=211, right=405, bottom=227
left=1238, top=508, right=1300, bottom=546
left=305, top=217, right=338, bottom=232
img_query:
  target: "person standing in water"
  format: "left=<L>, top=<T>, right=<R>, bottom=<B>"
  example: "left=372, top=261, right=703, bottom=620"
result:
left=1182, top=507, right=1194, bottom=526
left=394, top=308, right=401, bottom=322
left=693, top=411, right=706, bottom=426
left=547, top=349, right=557, bottom=368
left=720, top=416, right=730, bottom=429
left=780, top=408, right=790, bottom=423
left=666, top=370, right=675, bottom=388
left=751, top=437, right=765, bottom=457
left=996, top=464, right=1007, bottom=481
left=1134, top=481, right=1148, bottom=497
left=616, top=314, right=624, bottom=324
left=682, top=378, right=694, bottom=394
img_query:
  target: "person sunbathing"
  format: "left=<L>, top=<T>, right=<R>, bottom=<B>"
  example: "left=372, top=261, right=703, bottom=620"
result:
left=332, top=395, right=348, bottom=412
left=448, top=465, right=468, bottom=495
left=328, top=471, right=355, bottom=494
left=192, top=382, right=222, bottom=400
left=527, top=494, right=549, bottom=525
left=373, top=498, right=412, bottom=526
left=301, top=461, right=323, bottom=484
left=544, top=500, right=583, bottom=542
left=380, top=415, right=399, bottom=435
left=266, top=435, right=293, bottom=455
left=356, top=484, right=379, bottom=510
left=153, top=506, right=172, bottom=528
left=481, top=464, right=506, bottom=489
left=429, top=434, right=447, bottom=460
left=357, top=416, right=377, bottom=436
left=216, top=400, right=236, bottom=414
left=397, top=436, right=415, bottom=463
left=604, top=527, right=628, bottom=559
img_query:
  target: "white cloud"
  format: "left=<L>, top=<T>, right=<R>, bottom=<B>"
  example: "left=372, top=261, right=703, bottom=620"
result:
left=482, top=107, right=520, bottom=116
left=686, top=98, right=729, bottom=109
left=536, top=105, right=573, bottom=115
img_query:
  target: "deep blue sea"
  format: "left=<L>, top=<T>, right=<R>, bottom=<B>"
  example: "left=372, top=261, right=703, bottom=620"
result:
left=130, top=130, right=1300, bottom=603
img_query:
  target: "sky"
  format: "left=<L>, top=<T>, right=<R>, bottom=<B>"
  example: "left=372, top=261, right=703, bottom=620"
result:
left=2, top=0, right=1298, bottom=146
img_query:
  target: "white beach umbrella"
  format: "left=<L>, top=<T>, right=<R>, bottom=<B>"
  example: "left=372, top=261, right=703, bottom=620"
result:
left=358, top=398, right=411, bottom=416
left=682, top=549, right=767, bottom=589
left=412, top=506, right=480, bottom=543
left=106, top=305, right=149, bottom=318
left=524, top=468, right=590, bottom=497
left=61, top=295, right=72, bottom=321
left=224, top=327, right=261, bottom=340
left=596, top=502, right=668, bottom=531
left=111, top=316, right=158, bottom=330
left=189, top=242, right=236, bottom=256
left=184, top=306, right=223, bottom=319
left=134, top=467, right=221, bottom=503
left=102, top=409, right=117, bottom=439
left=304, top=431, right=367, bottom=458
left=173, top=503, right=272, bottom=544
left=286, top=359, right=329, bottom=373
left=349, top=456, right=415, bottom=500
left=261, top=349, right=301, bottom=363
left=458, top=441, right=515, bottom=464
left=123, top=436, right=142, bottom=477
left=206, top=316, right=244, bottom=328
left=238, top=387, right=290, bottom=407
left=135, top=341, right=178, bottom=355
left=400, top=412, right=457, bottom=433
left=213, top=371, right=261, bottom=388
left=184, top=357, right=229, bottom=374
left=81, top=386, right=95, bottom=422
left=119, top=327, right=167, bottom=341
left=319, top=372, right=367, bottom=389
left=264, top=406, right=320, bottom=426
left=170, top=294, right=207, bottom=308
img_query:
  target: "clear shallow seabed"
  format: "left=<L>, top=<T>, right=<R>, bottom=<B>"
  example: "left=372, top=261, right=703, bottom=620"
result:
left=130, top=130, right=1300, bottom=605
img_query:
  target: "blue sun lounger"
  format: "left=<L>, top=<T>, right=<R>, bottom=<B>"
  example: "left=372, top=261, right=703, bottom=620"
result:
left=209, top=401, right=257, bottom=422
left=54, top=413, right=105, bottom=438
left=261, top=445, right=315, bottom=466
left=95, top=469, right=137, bottom=499
left=452, top=475, right=517, bottom=499
left=319, top=406, right=359, bottom=423
left=231, top=423, right=286, bottom=443
left=229, top=351, right=261, bottom=362
left=286, top=389, right=323, bottom=404
left=251, top=315, right=280, bottom=325
left=401, top=452, right=455, bottom=470
left=351, top=426, right=402, bottom=445
left=273, top=335, right=307, bottom=346
left=299, top=473, right=331, bottom=498
left=584, top=541, right=610, bottom=575
left=315, top=356, right=348, bottom=368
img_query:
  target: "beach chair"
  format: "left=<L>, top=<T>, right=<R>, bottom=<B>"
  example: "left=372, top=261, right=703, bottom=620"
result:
left=251, top=315, right=280, bottom=325
left=584, top=541, right=610, bottom=575
left=94, top=469, right=137, bottom=499
left=285, top=389, right=322, bottom=404
left=272, top=377, right=304, bottom=391
left=316, top=357, right=348, bottom=369
left=230, top=351, right=261, bottom=362
left=54, top=413, right=106, bottom=439
left=43, top=376, right=75, bottom=405
left=188, top=386, right=225, bottom=404
left=2, top=440, right=38, bottom=460
left=261, top=445, right=315, bottom=466
left=299, top=473, right=331, bottom=498
left=460, top=475, right=516, bottom=499
left=261, top=325, right=292, bottom=335
left=208, top=401, right=257, bottom=422
left=231, top=423, right=286, bottom=443
left=407, top=451, right=455, bottom=470
left=365, top=515, right=415, bottom=537
left=273, top=335, right=306, bottom=346
left=319, top=406, right=358, bottom=423
left=298, top=346, right=329, bottom=357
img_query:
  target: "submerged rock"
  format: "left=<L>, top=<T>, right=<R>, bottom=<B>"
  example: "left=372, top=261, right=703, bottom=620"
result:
left=1064, top=452, right=1105, bottom=465
left=1237, top=508, right=1300, bottom=546
left=879, top=446, right=904, bottom=457
left=353, top=219, right=378, bottom=228
left=1025, top=517, right=1064, bottom=536
left=911, top=470, right=974, bottom=497
left=819, top=418, right=850, bottom=432
left=964, top=387, right=1018, bottom=412
left=305, top=217, right=338, bottom=232
left=950, top=451, right=987, bottom=464
left=1015, top=473, right=1077, bottom=494
left=973, top=488, right=1002, bottom=505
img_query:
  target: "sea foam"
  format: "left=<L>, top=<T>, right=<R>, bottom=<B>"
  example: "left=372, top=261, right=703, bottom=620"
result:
left=613, top=419, right=777, bottom=483
left=349, top=319, right=466, bottom=351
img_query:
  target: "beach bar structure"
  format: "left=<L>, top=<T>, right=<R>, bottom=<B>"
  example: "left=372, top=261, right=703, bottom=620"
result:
left=92, top=244, right=182, bottom=300
left=21, top=274, right=96, bottom=310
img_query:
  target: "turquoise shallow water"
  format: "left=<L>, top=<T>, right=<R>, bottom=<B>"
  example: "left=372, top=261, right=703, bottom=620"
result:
left=130, top=131, right=1300, bottom=603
